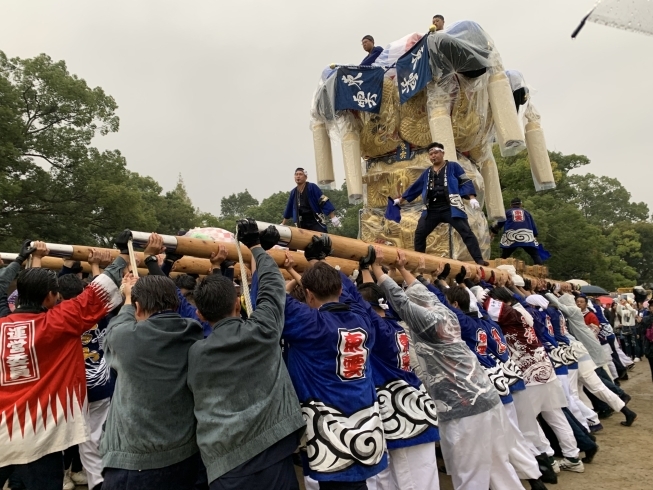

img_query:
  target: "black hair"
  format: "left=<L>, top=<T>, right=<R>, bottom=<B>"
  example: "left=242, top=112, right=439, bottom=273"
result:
left=357, top=283, right=386, bottom=310
left=433, top=14, right=444, bottom=21
left=194, top=274, right=237, bottom=323
left=576, top=295, right=588, bottom=305
left=302, top=262, right=342, bottom=301
left=289, top=283, right=306, bottom=303
left=175, top=274, right=197, bottom=292
left=16, top=268, right=59, bottom=309
left=511, top=197, right=522, bottom=206
left=487, top=287, right=515, bottom=305
left=58, top=274, right=85, bottom=300
left=445, top=285, right=470, bottom=312
left=427, top=141, right=444, bottom=152
left=362, top=35, right=374, bottom=43
left=131, top=275, right=180, bottom=315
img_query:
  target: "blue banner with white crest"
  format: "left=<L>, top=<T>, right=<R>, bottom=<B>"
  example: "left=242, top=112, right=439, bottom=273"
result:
left=396, top=34, right=431, bottom=104
left=334, top=66, right=384, bottom=114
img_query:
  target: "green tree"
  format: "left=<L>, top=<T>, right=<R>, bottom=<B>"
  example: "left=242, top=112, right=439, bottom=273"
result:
left=220, top=190, right=259, bottom=219
left=564, top=174, right=649, bottom=228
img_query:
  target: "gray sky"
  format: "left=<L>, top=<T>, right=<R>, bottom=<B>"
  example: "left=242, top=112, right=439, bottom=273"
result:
left=2, top=0, right=651, bottom=216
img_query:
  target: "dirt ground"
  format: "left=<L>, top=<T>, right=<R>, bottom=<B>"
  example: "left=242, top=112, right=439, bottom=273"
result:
left=5, top=363, right=651, bottom=490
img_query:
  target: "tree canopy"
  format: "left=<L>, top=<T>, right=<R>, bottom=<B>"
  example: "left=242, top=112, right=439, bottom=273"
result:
left=2, top=51, right=652, bottom=290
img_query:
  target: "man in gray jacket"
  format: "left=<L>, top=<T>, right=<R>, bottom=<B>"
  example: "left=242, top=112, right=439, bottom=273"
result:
left=188, top=219, right=305, bottom=489
left=101, top=273, right=205, bottom=489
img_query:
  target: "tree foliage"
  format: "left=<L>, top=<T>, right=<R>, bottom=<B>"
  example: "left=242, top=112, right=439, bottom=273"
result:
left=0, top=52, right=208, bottom=250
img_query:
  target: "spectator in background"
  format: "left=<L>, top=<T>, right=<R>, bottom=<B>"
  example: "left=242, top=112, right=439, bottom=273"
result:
left=361, top=35, right=383, bottom=65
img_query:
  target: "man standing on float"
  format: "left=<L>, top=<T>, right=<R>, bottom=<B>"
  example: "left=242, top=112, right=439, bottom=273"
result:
left=491, top=197, right=543, bottom=265
left=394, top=142, right=488, bottom=266
left=282, top=167, right=341, bottom=232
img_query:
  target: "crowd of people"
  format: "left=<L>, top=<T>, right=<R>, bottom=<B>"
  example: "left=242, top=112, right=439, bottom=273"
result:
left=1, top=220, right=650, bottom=490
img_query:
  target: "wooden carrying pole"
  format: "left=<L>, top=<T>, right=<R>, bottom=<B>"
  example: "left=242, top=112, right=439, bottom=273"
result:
left=0, top=253, right=294, bottom=281
left=128, top=227, right=511, bottom=283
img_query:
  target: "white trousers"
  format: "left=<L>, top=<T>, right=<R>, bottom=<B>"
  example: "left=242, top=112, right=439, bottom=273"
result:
left=78, top=397, right=111, bottom=490
left=439, top=404, right=522, bottom=490
left=512, top=390, right=552, bottom=457
left=366, top=443, right=440, bottom=490
left=501, top=403, right=541, bottom=480
left=602, top=345, right=619, bottom=379
left=540, top=409, right=579, bottom=459
left=567, top=368, right=599, bottom=425
left=615, top=341, right=634, bottom=367
left=558, top=374, right=588, bottom=430
left=578, top=359, right=625, bottom=412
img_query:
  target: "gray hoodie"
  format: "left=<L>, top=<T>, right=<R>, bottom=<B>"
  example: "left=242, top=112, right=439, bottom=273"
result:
left=546, top=293, right=609, bottom=368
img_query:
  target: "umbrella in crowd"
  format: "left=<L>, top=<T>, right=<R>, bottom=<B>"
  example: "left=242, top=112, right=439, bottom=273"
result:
left=581, top=284, right=610, bottom=296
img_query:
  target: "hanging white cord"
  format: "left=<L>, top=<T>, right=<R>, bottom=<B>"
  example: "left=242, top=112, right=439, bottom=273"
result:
left=234, top=231, right=253, bottom=316
left=127, top=239, right=139, bottom=278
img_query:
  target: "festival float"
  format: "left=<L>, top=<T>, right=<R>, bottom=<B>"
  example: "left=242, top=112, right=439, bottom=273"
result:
left=309, top=21, right=555, bottom=262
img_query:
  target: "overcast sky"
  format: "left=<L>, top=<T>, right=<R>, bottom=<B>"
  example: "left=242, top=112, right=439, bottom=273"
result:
left=2, top=0, right=651, bottom=216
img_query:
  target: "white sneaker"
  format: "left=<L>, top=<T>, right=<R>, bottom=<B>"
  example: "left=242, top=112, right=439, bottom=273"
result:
left=63, top=473, right=75, bottom=490
left=70, top=470, right=88, bottom=485
left=559, top=457, right=585, bottom=473
left=634, top=357, right=641, bottom=362
left=550, top=459, right=561, bottom=474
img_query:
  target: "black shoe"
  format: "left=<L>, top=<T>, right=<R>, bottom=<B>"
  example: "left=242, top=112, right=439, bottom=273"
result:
left=535, top=453, right=558, bottom=484
left=627, top=363, right=635, bottom=371
left=614, top=379, right=621, bottom=386
left=621, top=407, right=637, bottom=426
left=582, top=446, right=599, bottom=464
left=528, top=478, right=549, bottom=490
left=597, top=409, right=614, bottom=419
left=620, top=393, right=632, bottom=405
left=476, top=260, right=490, bottom=266
left=619, top=372, right=629, bottom=380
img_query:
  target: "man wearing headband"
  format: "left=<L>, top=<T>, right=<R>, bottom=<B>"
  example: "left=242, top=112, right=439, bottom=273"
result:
left=491, top=198, right=543, bottom=265
left=282, top=167, right=341, bottom=232
left=394, top=142, right=488, bottom=266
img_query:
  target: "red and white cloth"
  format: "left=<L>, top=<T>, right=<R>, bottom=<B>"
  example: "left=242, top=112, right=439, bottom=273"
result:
left=0, top=274, right=122, bottom=466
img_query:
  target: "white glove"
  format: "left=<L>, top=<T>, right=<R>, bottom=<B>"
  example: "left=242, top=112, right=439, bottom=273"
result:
left=470, top=198, right=480, bottom=210
left=331, top=216, right=342, bottom=228
left=393, top=198, right=402, bottom=206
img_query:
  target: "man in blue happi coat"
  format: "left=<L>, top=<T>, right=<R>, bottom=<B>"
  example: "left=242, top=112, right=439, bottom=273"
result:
left=282, top=168, right=340, bottom=232
left=491, top=197, right=543, bottom=265
left=394, top=142, right=488, bottom=266
left=361, top=35, right=383, bottom=65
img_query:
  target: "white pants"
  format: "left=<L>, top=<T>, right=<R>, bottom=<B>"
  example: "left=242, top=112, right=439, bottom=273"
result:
left=439, top=404, right=522, bottom=490
left=540, top=409, right=580, bottom=459
left=512, top=390, right=552, bottom=457
left=567, top=368, right=599, bottom=426
left=602, top=345, right=619, bottom=379
left=558, top=374, right=588, bottom=430
left=615, top=340, right=634, bottom=367
left=578, top=359, right=625, bottom=412
left=367, top=443, right=440, bottom=490
left=78, top=397, right=111, bottom=490
left=501, top=403, right=541, bottom=480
